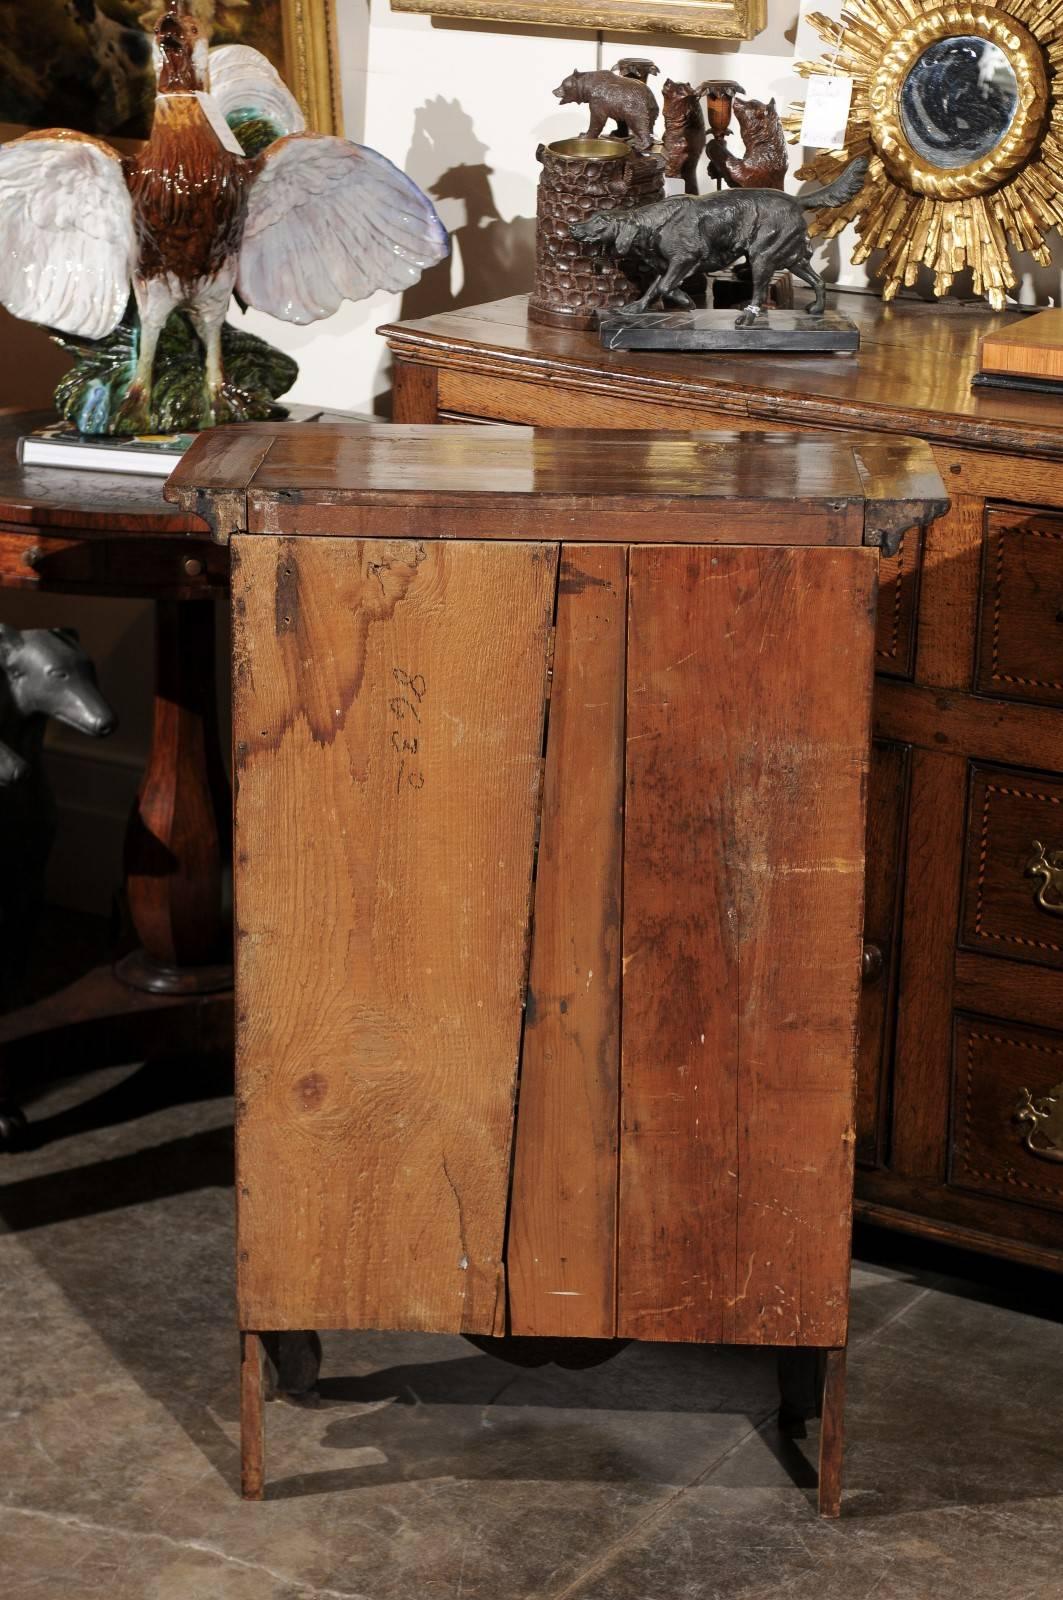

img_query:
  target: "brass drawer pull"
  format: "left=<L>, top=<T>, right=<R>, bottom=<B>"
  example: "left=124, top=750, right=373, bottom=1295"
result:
left=1015, top=1083, right=1063, bottom=1164
left=1026, top=840, right=1063, bottom=914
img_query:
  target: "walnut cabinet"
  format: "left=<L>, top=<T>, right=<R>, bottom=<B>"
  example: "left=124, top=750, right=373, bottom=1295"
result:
left=169, top=422, right=943, bottom=1510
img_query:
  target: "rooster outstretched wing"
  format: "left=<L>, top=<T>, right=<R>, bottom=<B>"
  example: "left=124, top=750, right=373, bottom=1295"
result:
left=207, top=43, right=306, bottom=151
left=238, top=134, right=449, bottom=324
left=0, top=133, right=134, bottom=340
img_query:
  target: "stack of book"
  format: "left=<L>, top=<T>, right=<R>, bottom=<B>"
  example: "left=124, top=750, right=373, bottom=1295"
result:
left=974, top=309, right=1063, bottom=395
left=17, top=407, right=378, bottom=478
left=18, top=421, right=195, bottom=477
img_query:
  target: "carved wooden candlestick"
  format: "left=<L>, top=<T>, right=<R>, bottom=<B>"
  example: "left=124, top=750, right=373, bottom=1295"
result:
left=701, top=79, right=743, bottom=190
left=529, top=137, right=665, bottom=330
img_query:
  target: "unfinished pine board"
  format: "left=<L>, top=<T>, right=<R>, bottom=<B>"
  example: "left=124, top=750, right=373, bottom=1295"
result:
left=619, top=544, right=877, bottom=1345
left=507, top=545, right=627, bottom=1339
left=231, top=534, right=557, bottom=1333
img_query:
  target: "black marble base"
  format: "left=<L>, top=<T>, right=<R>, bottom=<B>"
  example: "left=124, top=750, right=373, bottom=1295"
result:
left=599, top=308, right=860, bottom=354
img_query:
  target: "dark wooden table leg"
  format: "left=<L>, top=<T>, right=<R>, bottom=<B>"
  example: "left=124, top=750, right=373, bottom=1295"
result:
left=818, top=1346, right=847, bottom=1518
left=240, top=1331, right=265, bottom=1500
left=116, top=597, right=232, bottom=995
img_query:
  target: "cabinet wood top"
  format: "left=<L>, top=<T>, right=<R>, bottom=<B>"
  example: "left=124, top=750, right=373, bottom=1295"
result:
left=166, top=422, right=946, bottom=549
left=380, top=293, right=1063, bottom=458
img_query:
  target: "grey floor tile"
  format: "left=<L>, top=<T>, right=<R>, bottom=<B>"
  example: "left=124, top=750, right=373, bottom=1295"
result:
left=2, top=1061, right=1061, bottom=1600
left=547, top=1484, right=1063, bottom=1600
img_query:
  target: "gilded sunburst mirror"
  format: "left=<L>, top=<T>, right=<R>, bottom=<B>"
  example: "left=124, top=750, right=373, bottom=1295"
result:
left=788, top=0, right=1063, bottom=307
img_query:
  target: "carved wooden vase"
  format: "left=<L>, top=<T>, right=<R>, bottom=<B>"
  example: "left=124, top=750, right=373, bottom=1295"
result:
left=530, top=137, right=665, bottom=330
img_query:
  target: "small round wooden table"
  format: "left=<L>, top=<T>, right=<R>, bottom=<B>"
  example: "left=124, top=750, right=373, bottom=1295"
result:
left=0, top=410, right=233, bottom=1121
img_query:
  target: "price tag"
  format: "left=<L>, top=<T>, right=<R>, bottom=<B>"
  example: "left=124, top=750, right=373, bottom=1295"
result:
left=799, top=75, right=853, bottom=149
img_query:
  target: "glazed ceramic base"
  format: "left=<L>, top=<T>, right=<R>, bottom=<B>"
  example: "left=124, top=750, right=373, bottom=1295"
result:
left=599, top=308, right=860, bottom=353
left=52, top=308, right=298, bottom=436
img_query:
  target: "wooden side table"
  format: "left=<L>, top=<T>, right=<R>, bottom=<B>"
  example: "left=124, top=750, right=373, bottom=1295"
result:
left=0, top=411, right=233, bottom=1117
left=170, top=421, right=945, bottom=1515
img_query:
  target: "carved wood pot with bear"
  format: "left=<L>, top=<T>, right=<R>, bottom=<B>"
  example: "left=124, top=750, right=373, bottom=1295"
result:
left=530, top=138, right=665, bottom=330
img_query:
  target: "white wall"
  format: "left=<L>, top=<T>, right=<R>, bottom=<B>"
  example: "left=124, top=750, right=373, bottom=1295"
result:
left=245, top=0, right=872, bottom=415
left=249, top=0, right=1063, bottom=415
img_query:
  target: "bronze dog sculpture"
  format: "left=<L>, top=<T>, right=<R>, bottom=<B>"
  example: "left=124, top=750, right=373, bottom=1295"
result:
left=0, top=626, right=116, bottom=990
left=570, top=159, right=868, bottom=326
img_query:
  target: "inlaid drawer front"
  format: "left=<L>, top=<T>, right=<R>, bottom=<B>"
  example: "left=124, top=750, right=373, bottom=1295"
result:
left=874, top=529, right=920, bottom=680
left=961, top=763, right=1063, bottom=970
left=977, top=509, right=1063, bottom=706
left=951, top=1016, right=1063, bottom=1209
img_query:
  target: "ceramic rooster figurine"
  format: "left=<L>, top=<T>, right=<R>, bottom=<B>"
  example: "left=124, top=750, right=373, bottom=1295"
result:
left=0, top=1, right=448, bottom=431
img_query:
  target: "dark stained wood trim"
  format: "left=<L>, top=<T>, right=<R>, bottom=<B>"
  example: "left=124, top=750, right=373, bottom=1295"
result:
left=875, top=679, right=1063, bottom=769
left=855, top=1173, right=1063, bottom=1270
left=889, top=751, right=967, bottom=1180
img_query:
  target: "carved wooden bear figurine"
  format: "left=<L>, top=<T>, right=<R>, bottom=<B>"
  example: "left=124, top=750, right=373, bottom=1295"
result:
left=707, top=94, right=788, bottom=190
left=662, top=80, right=706, bottom=195
left=553, top=69, right=658, bottom=154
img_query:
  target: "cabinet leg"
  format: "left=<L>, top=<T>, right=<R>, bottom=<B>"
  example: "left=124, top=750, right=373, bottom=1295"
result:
left=777, top=1347, right=825, bottom=1437
left=818, top=1346, right=847, bottom=1518
left=240, top=1331, right=265, bottom=1500
left=117, top=598, right=232, bottom=995
left=392, top=359, right=440, bottom=422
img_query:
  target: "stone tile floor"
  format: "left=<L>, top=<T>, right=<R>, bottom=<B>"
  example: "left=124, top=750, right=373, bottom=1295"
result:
left=1, top=1055, right=1061, bottom=1599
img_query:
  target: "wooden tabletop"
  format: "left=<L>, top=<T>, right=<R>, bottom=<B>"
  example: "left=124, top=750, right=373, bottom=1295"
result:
left=0, top=410, right=206, bottom=536
left=167, top=421, right=947, bottom=550
left=379, top=293, right=1063, bottom=459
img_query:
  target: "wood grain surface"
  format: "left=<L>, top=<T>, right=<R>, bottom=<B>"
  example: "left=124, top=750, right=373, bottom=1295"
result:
left=618, top=544, right=877, bottom=1346
left=889, top=750, right=968, bottom=1180
left=169, top=422, right=880, bottom=549
left=507, top=545, right=627, bottom=1339
left=380, top=292, right=1063, bottom=459
left=231, top=533, right=557, bottom=1332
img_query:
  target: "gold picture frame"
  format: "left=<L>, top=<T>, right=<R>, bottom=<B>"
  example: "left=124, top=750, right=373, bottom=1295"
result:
left=787, top=0, right=1063, bottom=309
left=389, top=0, right=765, bottom=42
left=281, top=0, right=343, bottom=137
left=0, top=0, right=342, bottom=145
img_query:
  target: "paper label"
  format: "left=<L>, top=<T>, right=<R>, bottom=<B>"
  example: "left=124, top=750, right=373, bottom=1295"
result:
left=799, top=76, right=853, bottom=149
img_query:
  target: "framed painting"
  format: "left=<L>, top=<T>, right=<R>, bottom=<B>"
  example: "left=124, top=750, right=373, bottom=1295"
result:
left=0, top=0, right=341, bottom=144
left=389, top=0, right=765, bottom=39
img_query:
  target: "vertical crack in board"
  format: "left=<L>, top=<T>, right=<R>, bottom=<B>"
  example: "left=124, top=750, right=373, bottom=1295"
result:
left=507, top=544, right=627, bottom=1338
left=232, top=534, right=557, bottom=1333
left=618, top=544, right=877, bottom=1346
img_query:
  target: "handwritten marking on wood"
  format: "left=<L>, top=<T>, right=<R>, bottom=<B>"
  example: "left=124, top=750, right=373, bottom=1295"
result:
left=619, top=544, right=876, bottom=1345
left=506, top=545, right=627, bottom=1338
left=232, top=535, right=557, bottom=1333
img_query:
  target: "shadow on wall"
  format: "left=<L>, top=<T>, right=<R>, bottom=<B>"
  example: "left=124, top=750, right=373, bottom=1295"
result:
left=398, top=96, right=536, bottom=323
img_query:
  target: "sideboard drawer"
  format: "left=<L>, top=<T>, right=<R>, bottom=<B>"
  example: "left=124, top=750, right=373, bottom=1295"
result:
left=961, top=763, right=1063, bottom=969
left=977, top=508, right=1063, bottom=707
left=951, top=1015, right=1063, bottom=1210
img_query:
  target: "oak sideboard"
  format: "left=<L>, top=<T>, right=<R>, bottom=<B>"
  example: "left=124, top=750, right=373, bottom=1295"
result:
left=382, top=292, right=1063, bottom=1279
